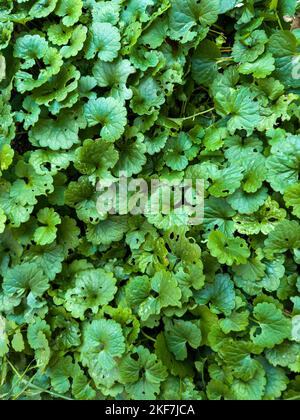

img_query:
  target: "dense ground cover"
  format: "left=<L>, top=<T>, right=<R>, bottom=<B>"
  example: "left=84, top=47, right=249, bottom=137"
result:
left=0, top=0, right=300, bottom=400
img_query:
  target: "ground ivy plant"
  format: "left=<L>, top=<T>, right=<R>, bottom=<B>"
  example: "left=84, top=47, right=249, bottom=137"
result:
left=0, top=0, right=300, bottom=401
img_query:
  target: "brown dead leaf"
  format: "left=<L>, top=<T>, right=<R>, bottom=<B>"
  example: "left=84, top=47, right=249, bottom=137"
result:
left=291, top=16, right=300, bottom=30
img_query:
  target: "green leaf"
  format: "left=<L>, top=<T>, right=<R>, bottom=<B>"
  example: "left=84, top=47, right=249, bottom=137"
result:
left=55, top=0, right=82, bottom=26
left=120, top=0, right=156, bottom=24
left=260, top=257, right=285, bottom=293
left=74, top=139, right=118, bottom=177
left=14, top=35, right=48, bottom=70
left=23, top=243, right=64, bottom=281
left=85, top=23, right=121, bottom=61
left=266, top=136, right=300, bottom=193
left=284, top=183, right=300, bottom=218
left=251, top=303, right=292, bottom=348
left=260, top=358, right=289, bottom=400
left=195, top=273, right=236, bottom=315
left=0, top=22, right=13, bottom=51
left=231, top=366, right=266, bottom=400
left=91, top=0, right=121, bottom=25
left=30, top=0, right=58, bottom=18
left=218, top=0, right=241, bottom=13
left=278, top=0, right=297, bottom=16
left=164, top=132, right=196, bottom=171
left=265, top=220, right=300, bottom=256
left=192, top=40, right=221, bottom=86
left=151, top=270, right=182, bottom=309
left=9, top=161, right=53, bottom=207
left=165, top=319, right=202, bottom=361
left=220, top=311, right=250, bottom=334
left=72, top=370, right=96, bottom=400
left=61, top=25, right=88, bottom=58
left=130, top=76, right=165, bottom=115
left=92, top=58, right=135, bottom=102
left=15, top=41, right=63, bottom=93
left=219, top=340, right=262, bottom=381
left=0, top=207, right=6, bottom=233
left=207, top=231, right=250, bottom=266
left=11, top=331, right=25, bottom=352
left=31, top=64, right=80, bottom=106
left=0, top=144, right=14, bottom=174
left=206, top=163, right=244, bottom=198
left=204, top=197, right=236, bottom=237
left=113, top=133, right=146, bottom=176
left=81, top=319, right=125, bottom=370
left=227, top=187, right=269, bottom=215
left=0, top=316, right=9, bottom=357
left=206, top=379, right=231, bottom=400
left=225, top=136, right=263, bottom=164
left=27, top=318, right=51, bottom=370
left=169, top=0, right=219, bottom=43
left=155, top=332, right=194, bottom=378
left=268, top=31, right=300, bottom=88
left=215, top=87, right=261, bottom=135
left=86, top=216, right=129, bottom=246
left=203, top=127, right=228, bottom=152
left=234, top=197, right=287, bottom=235
left=47, top=23, right=73, bottom=45
left=266, top=342, right=300, bottom=368
left=47, top=356, right=78, bottom=394
left=0, top=54, right=5, bottom=81
left=233, top=30, right=268, bottom=64
left=239, top=53, right=275, bottom=78
left=29, top=149, right=73, bottom=176
left=233, top=255, right=266, bottom=296
left=119, top=346, right=167, bottom=400
left=29, top=112, right=84, bottom=150
left=3, top=262, right=49, bottom=299
left=16, top=96, right=41, bottom=130
left=33, top=207, right=61, bottom=246
left=84, top=97, right=127, bottom=142
left=65, top=269, right=117, bottom=319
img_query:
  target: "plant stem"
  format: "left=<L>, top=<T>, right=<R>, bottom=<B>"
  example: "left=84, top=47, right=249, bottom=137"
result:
left=285, top=395, right=300, bottom=401
left=24, top=382, right=74, bottom=401
left=6, top=359, right=73, bottom=401
left=209, top=28, right=225, bottom=36
left=249, top=317, right=259, bottom=324
left=142, top=331, right=156, bottom=343
left=169, top=107, right=214, bottom=122
left=276, top=12, right=284, bottom=30
left=217, top=57, right=233, bottom=64
left=141, top=3, right=171, bottom=33
left=212, top=23, right=224, bottom=31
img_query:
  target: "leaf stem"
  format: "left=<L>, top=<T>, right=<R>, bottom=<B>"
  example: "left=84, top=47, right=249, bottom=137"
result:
left=169, top=107, right=215, bottom=122
left=285, top=395, right=300, bottom=401
left=141, top=331, right=156, bottom=343
left=6, top=359, right=73, bottom=401
left=141, top=3, right=171, bottom=34
left=23, top=382, right=74, bottom=401
left=212, top=23, right=224, bottom=31
left=249, top=317, right=259, bottom=324
left=217, top=57, right=233, bottom=64
left=276, top=12, right=284, bottom=30
left=209, top=28, right=225, bottom=36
